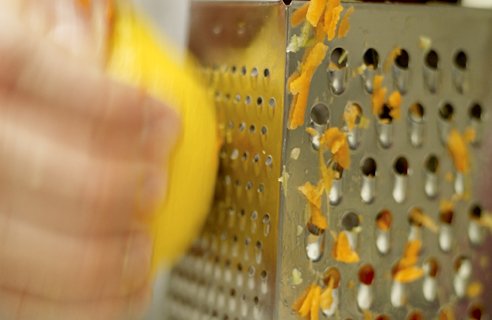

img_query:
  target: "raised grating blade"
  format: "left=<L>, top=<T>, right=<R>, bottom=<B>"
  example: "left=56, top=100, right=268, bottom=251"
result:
left=166, top=1, right=492, bottom=319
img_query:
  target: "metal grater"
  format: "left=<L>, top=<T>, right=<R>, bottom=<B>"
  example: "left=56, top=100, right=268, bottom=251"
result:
left=165, top=1, right=492, bottom=319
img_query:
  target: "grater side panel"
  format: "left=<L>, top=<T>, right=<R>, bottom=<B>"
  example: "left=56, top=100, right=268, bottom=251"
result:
left=166, top=2, right=287, bottom=320
left=279, top=2, right=492, bottom=319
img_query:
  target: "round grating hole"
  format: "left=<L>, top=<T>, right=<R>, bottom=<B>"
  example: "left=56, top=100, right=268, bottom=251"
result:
left=310, top=103, right=330, bottom=126
left=263, top=68, right=270, bottom=78
left=395, top=49, right=410, bottom=69
left=454, top=50, right=468, bottom=70
left=439, top=103, right=454, bottom=121
left=358, top=264, right=375, bottom=285
left=323, top=267, right=341, bottom=288
left=470, top=103, right=483, bottom=120
left=470, top=204, right=483, bottom=219
left=425, top=49, right=439, bottom=69
left=363, top=48, right=379, bottom=68
left=342, top=212, right=360, bottom=231
left=251, top=67, right=259, bottom=77
left=376, top=209, right=393, bottom=230
left=361, top=157, right=377, bottom=177
left=425, top=155, right=439, bottom=173
left=409, top=102, right=425, bottom=122
left=257, top=96, right=263, bottom=106
left=407, top=310, right=424, bottom=320
left=331, top=47, right=348, bottom=68
left=469, top=304, right=484, bottom=320
left=394, top=156, right=409, bottom=175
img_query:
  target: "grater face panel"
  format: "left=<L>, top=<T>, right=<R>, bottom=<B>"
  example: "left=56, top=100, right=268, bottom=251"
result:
left=280, top=2, right=492, bottom=319
left=167, top=1, right=492, bottom=319
left=166, top=3, right=286, bottom=320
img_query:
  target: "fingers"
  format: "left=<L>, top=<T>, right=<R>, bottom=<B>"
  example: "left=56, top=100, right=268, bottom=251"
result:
left=0, top=284, right=151, bottom=320
left=0, top=119, right=167, bottom=234
left=0, top=215, right=153, bottom=301
left=0, top=9, right=180, bottom=162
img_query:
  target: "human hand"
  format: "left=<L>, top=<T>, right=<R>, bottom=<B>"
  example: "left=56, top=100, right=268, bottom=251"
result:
left=0, top=3, right=179, bottom=319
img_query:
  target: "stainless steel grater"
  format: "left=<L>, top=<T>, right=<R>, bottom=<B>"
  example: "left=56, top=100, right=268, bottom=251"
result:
left=165, top=1, right=492, bottom=319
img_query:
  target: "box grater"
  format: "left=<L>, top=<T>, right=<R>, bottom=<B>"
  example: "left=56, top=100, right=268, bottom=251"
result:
left=165, top=1, right=492, bottom=319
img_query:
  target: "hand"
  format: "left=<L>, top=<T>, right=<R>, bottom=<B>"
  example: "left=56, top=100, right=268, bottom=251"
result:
left=0, top=4, right=179, bottom=320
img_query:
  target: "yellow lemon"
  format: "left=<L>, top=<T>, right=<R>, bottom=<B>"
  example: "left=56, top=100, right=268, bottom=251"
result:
left=106, top=1, right=218, bottom=271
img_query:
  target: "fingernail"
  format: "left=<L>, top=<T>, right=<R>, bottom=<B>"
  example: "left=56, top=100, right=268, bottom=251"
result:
left=142, top=98, right=181, bottom=163
left=122, top=234, right=153, bottom=293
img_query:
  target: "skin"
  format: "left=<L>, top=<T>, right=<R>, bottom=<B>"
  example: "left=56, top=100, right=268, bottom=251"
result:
left=0, top=1, right=179, bottom=319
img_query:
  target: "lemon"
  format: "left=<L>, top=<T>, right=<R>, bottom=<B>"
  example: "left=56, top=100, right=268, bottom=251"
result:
left=106, top=1, right=218, bottom=271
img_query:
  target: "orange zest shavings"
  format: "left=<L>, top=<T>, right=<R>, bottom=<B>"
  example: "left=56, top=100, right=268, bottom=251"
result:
left=393, top=239, right=424, bottom=283
left=387, top=91, right=402, bottom=120
left=344, top=102, right=361, bottom=131
left=467, top=282, right=483, bottom=298
left=409, top=208, right=439, bottom=233
left=371, top=75, right=387, bottom=116
left=324, top=0, right=344, bottom=41
left=293, top=284, right=322, bottom=320
left=320, top=276, right=335, bottom=310
left=337, top=6, right=354, bottom=38
left=306, top=0, right=328, bottom=27
left=291, top=3, right=310, bottom=27
left=333, top=231, right=360, bottom=263
left=319, top=128, right=350, bottom=169
left=384, top=47, right=402, bottom=72
left=371, top=75, right=402, bottom=123
left=447, top=128, right=470, bottom=173
left=288, top=42, right=329, bottom=129
left=299, top=182, right=328, bottom=230
left=464, top=127, right=477, bottom=143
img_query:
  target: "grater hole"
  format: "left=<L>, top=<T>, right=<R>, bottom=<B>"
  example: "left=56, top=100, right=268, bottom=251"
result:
left=263, top=213, right=270, bottom=224
left=342, top=212, right=360, bottom=231
left=323, top=267, right=341, bottom=288
left=361, top=157, right=377, bottom=177
left=257, top=96, right=263, bottom=106
left=241, top=66, right=247, bottom=76
left=469, top=304, right=484, bottom=320
left=242, top=151, right=249, bottom=161
left=395, top=49, right=410, bottom=69
left=245, top=181, right=253, bottom=191
left=257, top=183, right=265, bottom=194
left=245, top=96, right=252, bottom=105
left=375, top=315, right=390, bottom=320
left=265, top=155, right=273, bottom=167
left=440, top=207, right=454, bottom=224
left=358, top=264, right=375, bottom=285
left=376, top=209, right=393, bottom=230
left=407, top=310, right=424, bottom=320
left=261, top=126, right=268, bottom=135
left=330, top=47, right=348, bottom=68
left=310, top=103, right=331, bottom=127
left=251, top=211, right=258, bottom=221
left=425, top=257, right=440, bottom=278
left=249, top=124, right=256, bottom=133
left=469, top=103, right=483, bottom=120
left=394, top=156, right=409, bottom=175
left=425, top=155, right=439, bottom=174
left=409, top=207, right=424, bottom=227
left=239, top=122, right=246, bottom=132
left=409, top=102, right=425, bottom=123
left=269, top=97, right=276, bottom=109
left=470, top=204, right=483, bottom=220
left=248, top=265, right=256, bottom=277
left=253, top=154, right=260, bottom=164
left=263, top=68, right=270, bottom=78
left=454, top=50, right=468, bottom=70
left=251, top=67, right=259, bottom=78
left=231, top=65, right=237, bottom=74
left=363, top=48, right=379, bottom=68
left=439, top=103, right=454, bottom=121
left=425, top=49, right=439, bottom=69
